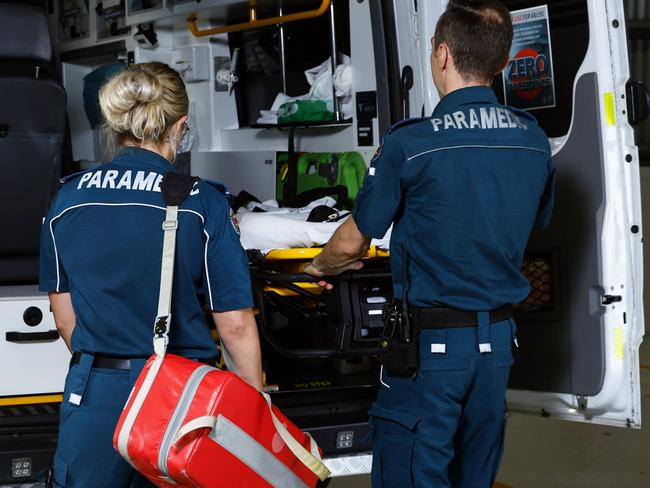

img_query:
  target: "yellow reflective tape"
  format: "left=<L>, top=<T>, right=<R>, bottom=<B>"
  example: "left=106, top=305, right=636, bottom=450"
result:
left=0, top=394, right=63, bottom=406
left=604, top=92, right=616, bottom=126
left=614, top=326, right=624, bottom=360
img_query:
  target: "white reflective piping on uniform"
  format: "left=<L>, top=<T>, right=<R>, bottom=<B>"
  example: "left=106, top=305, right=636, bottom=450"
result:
left=203, top=230, right=214, bottom=310
left=406, top=144, right=550, bottom=162
left=379, top=365, right=390, bottom=389
left=209, top=415, right=308, bottom=488
left=48, top=220, right=62, bottom=292
left=47, top=202, right=205, bottom=292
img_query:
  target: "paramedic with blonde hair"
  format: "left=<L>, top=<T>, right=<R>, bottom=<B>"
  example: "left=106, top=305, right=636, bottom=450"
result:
left=306, top=1, right=556, bottom=486
left=39, top=62, right=262, bottom=487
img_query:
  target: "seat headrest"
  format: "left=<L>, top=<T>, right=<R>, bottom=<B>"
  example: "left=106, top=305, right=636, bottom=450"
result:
left=0, top=4, right=52, bottom=63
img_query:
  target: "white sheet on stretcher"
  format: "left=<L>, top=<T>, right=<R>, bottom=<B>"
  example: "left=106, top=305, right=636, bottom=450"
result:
left=237, top=197, right=392, bottom=253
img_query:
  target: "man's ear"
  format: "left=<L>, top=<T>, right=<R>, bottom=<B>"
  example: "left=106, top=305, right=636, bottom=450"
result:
left=437, top=43, right=449, bottom=71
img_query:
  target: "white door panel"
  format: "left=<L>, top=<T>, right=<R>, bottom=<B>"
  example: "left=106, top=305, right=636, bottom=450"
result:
left=0, top=287, right=69, bottom=398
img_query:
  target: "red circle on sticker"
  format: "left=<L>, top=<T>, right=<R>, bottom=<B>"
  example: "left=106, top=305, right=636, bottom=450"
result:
left=512, top=47, right=544, bottom=101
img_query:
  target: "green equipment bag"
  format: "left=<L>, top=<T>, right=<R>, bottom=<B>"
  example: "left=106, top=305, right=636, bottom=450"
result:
left=276, top=152, right=367, bottom=209
left=277, top=100, right=334, bottom=124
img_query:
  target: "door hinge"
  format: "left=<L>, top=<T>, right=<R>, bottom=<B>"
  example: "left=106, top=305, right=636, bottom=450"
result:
left=601, top=295, right=622, bottom=305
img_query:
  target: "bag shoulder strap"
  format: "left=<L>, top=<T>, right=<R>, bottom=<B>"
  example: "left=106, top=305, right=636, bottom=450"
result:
left=153, top=172, right=199, bottom=356
left=161, top=172, right=200, bottom=206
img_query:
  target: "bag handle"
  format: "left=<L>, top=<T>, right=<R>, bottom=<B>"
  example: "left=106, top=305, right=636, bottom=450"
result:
left=172, top=392, right=331, bottom=481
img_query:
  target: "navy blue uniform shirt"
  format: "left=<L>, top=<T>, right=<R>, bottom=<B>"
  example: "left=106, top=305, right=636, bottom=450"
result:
left=353, top=86, right=555, bottom=310
left=39, top=147, right=253, bottom=358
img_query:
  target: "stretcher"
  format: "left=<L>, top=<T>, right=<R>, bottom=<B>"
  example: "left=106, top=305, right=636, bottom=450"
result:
left=249, top=246, right=554, bottom=361
left=249, top=247, right=391, bottom=359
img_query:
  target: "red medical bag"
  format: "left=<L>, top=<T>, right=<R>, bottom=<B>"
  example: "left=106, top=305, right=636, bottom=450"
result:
left=113, top=353, right=328, bottom=487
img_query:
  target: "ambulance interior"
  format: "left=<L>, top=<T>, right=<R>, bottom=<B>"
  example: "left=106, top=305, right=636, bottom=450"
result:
left=0, top=0, right=644, bottom=478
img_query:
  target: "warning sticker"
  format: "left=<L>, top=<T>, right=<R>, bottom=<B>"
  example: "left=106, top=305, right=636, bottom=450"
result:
left=504, top=5, right=556, bottom=110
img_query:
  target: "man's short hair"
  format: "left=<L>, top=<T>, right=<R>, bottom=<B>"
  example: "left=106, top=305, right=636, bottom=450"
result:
left=434, top=0, right=513, bottom=82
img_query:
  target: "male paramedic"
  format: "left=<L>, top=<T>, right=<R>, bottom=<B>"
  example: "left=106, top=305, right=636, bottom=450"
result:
left=305, top=1, right=556, bottom=486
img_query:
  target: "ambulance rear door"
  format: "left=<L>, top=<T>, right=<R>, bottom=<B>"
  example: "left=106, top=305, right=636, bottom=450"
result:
left=400, top=0, right=645, bottom=428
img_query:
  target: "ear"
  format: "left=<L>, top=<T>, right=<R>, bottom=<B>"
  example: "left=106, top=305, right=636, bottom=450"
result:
left=437, top=43, right=449, bottom=71
left=176, top=115, right=189, bottom=132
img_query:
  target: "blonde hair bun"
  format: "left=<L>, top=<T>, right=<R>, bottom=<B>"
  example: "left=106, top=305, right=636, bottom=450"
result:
left=99, top=62, right=188, bottom=155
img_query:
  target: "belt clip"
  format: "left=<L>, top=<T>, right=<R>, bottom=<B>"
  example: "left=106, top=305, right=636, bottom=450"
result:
left=162, top=220, right=178, bottom=231
left=477, top=311, right=492, bottom=354
left=431, top=344, right=447, bottom=354
left=68, top=353, right=94, bottom=405
left=430, top=328, right=447, bottom=354
left=479, top=343, right=492, bottom=353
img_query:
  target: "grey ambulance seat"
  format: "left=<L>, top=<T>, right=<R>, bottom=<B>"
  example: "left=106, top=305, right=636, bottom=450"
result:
left=0, top=3, right=66, bottom=283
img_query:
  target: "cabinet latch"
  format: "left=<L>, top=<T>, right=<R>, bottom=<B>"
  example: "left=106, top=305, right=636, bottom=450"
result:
left=602, top=295, right=622, bottom=305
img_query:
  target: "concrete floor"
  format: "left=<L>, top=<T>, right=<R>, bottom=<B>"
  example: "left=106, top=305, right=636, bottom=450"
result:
left=329, top=170, right=650, bottom=487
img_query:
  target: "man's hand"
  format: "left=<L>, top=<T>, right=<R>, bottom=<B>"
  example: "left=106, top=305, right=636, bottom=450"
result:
left=304, top=260, right=364, bottom=290
left=303, top=217, right=371, bottom=288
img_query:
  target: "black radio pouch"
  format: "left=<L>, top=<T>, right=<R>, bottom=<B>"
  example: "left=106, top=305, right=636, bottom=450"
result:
left=379, top=245, right=419, bottom=377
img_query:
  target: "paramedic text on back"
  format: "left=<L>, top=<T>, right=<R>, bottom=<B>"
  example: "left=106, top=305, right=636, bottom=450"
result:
left=305, top=1, right=556, bottom=487
left=39, top=62, right=262, bottom=488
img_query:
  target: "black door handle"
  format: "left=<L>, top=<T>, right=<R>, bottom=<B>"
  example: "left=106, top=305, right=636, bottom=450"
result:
left=400, top=65, right=414, bottom=119
left=6, top=330, right=60, bottom=343
left=626, top=80, right=650, bottom=126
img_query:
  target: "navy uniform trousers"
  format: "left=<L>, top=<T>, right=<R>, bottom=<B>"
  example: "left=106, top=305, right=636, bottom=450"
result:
left=52, top=354, right=155, bottom=488
left=370, top=319, right=514, bottom=488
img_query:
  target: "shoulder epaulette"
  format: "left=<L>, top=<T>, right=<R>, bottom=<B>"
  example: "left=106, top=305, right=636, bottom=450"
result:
left=204, top=179, right=233, bottom=204
left=386, top=116, right=432, bottom=135
left=59, top=168, right=94, bottom=185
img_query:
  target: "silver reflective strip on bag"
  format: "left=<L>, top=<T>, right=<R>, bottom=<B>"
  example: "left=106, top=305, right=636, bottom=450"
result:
left=210, top=415, right=308, bottom=488
left=158, top=365, right=215, bottom=480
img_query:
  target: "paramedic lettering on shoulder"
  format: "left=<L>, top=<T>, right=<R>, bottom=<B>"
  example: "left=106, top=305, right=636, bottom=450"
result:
left=39, top=62, right=262, bottom=488
left=306, top=1, right=555, bottom=487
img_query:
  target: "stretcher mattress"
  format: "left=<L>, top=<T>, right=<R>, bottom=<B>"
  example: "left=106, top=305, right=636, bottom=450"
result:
left=237, top=197, right=391, bottom=253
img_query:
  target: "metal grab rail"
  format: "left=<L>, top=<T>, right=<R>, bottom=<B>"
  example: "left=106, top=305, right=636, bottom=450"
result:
left=187, top=0, right=331, bottom=37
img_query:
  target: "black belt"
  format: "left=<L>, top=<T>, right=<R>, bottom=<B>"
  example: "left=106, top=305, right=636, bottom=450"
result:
left=412, top=304, right=513, bottom=329
left=71, top=352, right=215, bottom=370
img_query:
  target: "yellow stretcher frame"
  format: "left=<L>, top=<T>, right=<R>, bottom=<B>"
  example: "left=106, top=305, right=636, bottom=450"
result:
left=261, top=246, right=389, bottom=296
left=264, top=246, right=389, bottom=261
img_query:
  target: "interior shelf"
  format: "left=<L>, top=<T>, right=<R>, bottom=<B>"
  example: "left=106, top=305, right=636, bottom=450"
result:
left=249, top=118, right=353, bottom=130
